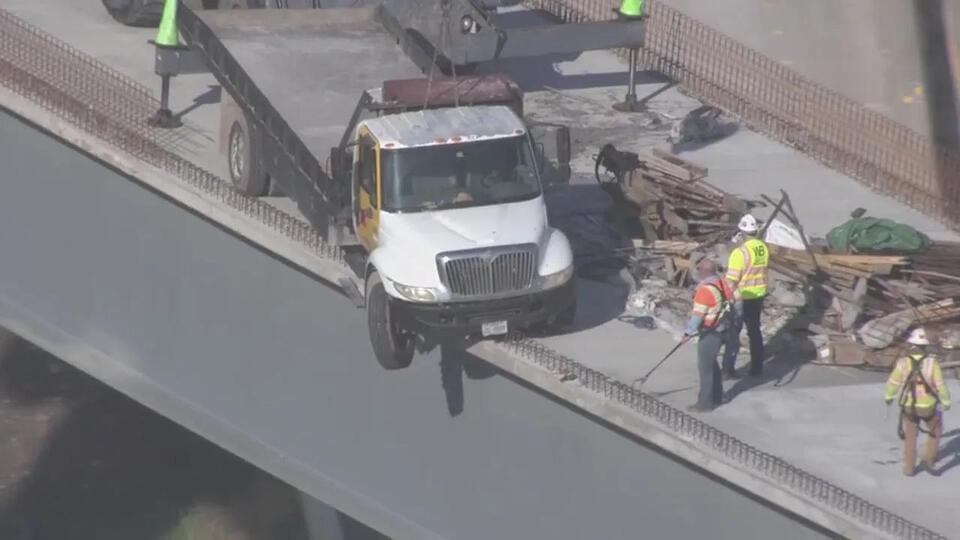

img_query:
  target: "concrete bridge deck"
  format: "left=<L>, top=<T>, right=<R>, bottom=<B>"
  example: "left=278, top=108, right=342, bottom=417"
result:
left=1, top=1, right=957, bottom=538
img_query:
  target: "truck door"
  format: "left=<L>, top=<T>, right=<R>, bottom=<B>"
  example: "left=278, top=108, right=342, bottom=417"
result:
left=353, top=130, right=380, bottom=251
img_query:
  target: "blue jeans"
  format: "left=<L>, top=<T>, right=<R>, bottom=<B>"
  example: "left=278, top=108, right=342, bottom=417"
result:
left=697, top=330, right=724, bottom=408
left=723, top=297, right=765, bottom=375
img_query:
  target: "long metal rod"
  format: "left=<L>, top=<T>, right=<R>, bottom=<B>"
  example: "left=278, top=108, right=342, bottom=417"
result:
left=633, top=334, right=692, bottom=387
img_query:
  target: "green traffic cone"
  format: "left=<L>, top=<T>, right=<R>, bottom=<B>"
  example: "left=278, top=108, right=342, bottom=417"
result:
left=617, top=0, right=644, bottom=18
left=155, top=0, right=179, bottom=47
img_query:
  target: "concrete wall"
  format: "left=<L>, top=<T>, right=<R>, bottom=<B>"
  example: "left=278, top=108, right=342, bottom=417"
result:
left=0, top=109, right=833, bottom=540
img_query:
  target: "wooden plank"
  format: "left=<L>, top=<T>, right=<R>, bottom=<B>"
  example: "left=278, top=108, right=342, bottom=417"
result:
left=631, top=239, right=700, bottom=252
left=649, top=147, right=709, bottom=179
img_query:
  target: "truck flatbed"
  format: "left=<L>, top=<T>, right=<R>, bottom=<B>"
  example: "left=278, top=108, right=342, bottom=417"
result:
left=179, top=6, right=429, bottom=237
left=196, top=8, right=422, bottom=159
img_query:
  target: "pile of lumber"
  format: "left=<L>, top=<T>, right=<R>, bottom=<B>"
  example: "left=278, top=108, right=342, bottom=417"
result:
left=769, top=246, right=906, bottom=287
left=599, top=146, right=960, bottom=369
left=771, top=240, right=960, bottom=360
left=601, top=147, right=753, bottom=243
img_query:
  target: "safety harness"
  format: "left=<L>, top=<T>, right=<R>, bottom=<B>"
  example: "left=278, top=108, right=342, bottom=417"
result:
left=702, top=281, right=732, bottom=332
left=897, top=354, right=941, bottom=440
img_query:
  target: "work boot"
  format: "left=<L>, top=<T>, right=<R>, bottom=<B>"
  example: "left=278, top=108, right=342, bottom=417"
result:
left=723, top=369, right=740, bottom=380
left=686, top=403, right=714, bottom=413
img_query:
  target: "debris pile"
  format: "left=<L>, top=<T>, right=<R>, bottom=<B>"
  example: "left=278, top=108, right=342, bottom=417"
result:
left=595, top=145, right=754, bottom=243
left=596, top=144, right=960, bottom=371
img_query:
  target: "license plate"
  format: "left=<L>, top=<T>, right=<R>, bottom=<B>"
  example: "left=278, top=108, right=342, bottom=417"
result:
left=481, top=320, right=508, bottom=337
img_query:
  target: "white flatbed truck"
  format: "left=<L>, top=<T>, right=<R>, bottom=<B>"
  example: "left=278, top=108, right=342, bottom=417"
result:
left=155, top=2, right=645, bottom=368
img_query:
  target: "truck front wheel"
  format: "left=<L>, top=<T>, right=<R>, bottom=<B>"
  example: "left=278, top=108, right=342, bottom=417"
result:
left=366, top=274, right=415, bottom=370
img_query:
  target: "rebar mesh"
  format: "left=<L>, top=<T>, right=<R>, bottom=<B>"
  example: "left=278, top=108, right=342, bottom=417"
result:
left=0, top=7, right=949, bottom=539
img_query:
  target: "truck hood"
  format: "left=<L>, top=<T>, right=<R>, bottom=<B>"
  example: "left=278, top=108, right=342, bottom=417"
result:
left=378, top=197, right=546, bottom=254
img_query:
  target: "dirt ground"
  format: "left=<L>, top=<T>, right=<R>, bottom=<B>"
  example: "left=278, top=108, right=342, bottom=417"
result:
left=0, top=328, right=314, bottom=540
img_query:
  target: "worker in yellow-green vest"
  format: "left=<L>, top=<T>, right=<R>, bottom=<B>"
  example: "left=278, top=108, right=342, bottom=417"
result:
left=722, top=214, right=768, bottom=378
left=885, top=328, right=951, bottom=476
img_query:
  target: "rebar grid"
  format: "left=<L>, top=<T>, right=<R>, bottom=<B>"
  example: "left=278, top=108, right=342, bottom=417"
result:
left=529, top=0, right=960, bottom=231
left=0, top=7, right=948, bottom=539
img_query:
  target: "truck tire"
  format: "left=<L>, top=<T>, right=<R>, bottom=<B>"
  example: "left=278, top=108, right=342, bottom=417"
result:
left=216, top=0, right=261, bottom=8
left=366, top=273, right=415, bottom=370
left=225, top=107, right=270, bottom=196
left=102, top=0, right=165, bottom=27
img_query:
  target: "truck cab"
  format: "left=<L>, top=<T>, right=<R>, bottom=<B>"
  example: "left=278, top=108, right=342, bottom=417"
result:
left=351, top=104, right=575, bottom=369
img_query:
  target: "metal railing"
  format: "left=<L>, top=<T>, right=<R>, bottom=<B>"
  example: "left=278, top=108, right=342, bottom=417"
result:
left=0, top=7, right=948, bottom=540
left=529, top=0, right=960, bottom=230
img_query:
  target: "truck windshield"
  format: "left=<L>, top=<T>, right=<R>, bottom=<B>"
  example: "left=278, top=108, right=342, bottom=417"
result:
left=380, top=136, right=541, bottom=212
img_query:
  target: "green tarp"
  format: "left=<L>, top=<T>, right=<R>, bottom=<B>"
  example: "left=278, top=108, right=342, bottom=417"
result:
left=827, top=217, right=930, bottom=253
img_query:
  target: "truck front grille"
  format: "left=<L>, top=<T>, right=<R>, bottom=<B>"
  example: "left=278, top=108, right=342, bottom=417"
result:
left=438, top=245, right=537, bottom=298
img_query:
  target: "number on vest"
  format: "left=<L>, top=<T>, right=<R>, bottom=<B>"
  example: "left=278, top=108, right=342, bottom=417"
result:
left=752, top=245, right=766, bottom=259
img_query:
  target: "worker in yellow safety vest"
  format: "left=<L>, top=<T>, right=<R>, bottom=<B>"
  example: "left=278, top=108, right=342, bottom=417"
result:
left=885, top=328, right=952, bottom=476
left=722, top=214, right=769, bottom=378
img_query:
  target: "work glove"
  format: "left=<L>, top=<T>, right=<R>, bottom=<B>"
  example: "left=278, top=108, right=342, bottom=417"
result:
left=944, top=404, right=952, bottom=411
left=884, top=398, right=893, bottom=407
left=733, top=302, right=744, bottom=318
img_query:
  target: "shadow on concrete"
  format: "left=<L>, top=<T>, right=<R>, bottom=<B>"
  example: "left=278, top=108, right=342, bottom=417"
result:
left=0, top=332, right=312, bottom=540
left=935, top=428, right=960, bottom=476
left=480, top=57, right=657, bottom=93
left=567, top=276, right=633, bottom=333
left=912, top=0, right=960, bottom=150
left=912, top=0, right=960, bottom=221
left=175, top=84, right=222, bottom=123
left=545, top=183, right=633, bottom=282
left=439, top=341, right=497, bottom=418
left=477, top=8, right=667, bottom=92
left=724, top=300, right=820, bottom=403
left=174, top=84, right=223, bottom=124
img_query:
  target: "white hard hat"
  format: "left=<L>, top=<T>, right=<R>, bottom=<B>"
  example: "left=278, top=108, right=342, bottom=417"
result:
left=738, top=214, right=759, bottom=234
left=906, top=327, right=930, bottom=346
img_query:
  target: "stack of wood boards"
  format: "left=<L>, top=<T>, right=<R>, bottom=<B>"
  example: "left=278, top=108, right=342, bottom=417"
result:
left=769, top=240, right=960, bottom=358
left=768, top=245, right=906, bottom=290
left=610, top=149, right=748, bottom=242
left=898, top=241, right=960, bottom=299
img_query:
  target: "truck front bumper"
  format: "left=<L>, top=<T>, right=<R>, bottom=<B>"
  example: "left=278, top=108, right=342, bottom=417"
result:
left=391, top=280, right=575, bottom=336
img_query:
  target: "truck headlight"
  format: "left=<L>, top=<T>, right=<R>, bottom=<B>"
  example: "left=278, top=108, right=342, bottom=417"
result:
left=539, top=265, right=574, bottom=290
left=394, top=282, right=439, bottom=303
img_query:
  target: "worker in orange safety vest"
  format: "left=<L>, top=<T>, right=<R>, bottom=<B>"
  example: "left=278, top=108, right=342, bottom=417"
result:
left=885, top=327, right=952, bottom=476
left=684, top=258, right=735, bottom=413
left=723, top=214, right=769, bottom=378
